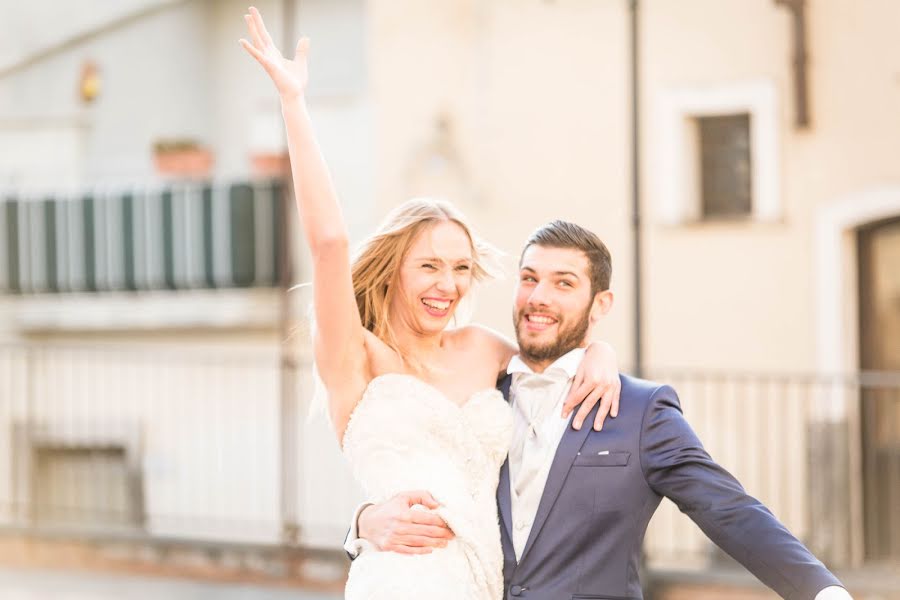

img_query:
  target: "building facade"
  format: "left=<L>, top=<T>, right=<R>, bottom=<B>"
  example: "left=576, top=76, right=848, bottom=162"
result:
left=1, top=0, right=898, bottom=593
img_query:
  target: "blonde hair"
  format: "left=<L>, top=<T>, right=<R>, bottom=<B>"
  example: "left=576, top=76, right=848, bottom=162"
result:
left=351, top=198, right=501, bottom=368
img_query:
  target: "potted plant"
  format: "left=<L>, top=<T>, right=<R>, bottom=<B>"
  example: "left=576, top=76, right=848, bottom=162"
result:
left=152, top=139, right=214, bottom=178
left=250, top=150, right=290, bottom=178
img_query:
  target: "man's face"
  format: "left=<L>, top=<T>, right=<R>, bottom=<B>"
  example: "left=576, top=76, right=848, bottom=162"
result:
left=513, top=245, right=596, bottom=364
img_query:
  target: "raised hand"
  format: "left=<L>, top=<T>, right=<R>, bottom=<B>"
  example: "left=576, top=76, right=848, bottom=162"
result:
left=239, top=6, right=309, bottom=100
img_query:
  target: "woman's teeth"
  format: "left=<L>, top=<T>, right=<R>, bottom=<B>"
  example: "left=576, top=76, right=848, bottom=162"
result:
left=422, top=299, right=451, bottom=311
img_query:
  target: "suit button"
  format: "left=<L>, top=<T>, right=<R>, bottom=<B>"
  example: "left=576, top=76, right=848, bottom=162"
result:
left=510, top=585, right=526, bottom=596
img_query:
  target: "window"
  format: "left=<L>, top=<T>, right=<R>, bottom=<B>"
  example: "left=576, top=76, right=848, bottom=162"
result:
left=698, top=113, right=752, bottom=219
left=655, top=82, right=779, bottom=224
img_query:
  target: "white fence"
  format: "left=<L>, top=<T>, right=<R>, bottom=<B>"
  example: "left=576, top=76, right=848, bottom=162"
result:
left=0, top=342, right=362, bottom=549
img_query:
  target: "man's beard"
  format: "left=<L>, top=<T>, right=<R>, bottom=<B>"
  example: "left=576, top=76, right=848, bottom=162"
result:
left=514, top=303, right=592, bottom=364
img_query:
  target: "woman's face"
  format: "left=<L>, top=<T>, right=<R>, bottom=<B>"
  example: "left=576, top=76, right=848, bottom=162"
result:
left=391, top=221, right=475, bottom=336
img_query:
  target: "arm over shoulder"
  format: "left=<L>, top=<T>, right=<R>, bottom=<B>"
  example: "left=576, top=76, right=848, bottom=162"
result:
left=457, top=324, right=517, bottom=376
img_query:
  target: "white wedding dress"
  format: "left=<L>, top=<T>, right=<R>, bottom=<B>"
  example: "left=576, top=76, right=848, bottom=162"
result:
left=342, top=373, right=514, bottom=600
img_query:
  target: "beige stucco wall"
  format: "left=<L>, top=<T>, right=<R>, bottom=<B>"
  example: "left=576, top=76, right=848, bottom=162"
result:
left=642, top=0, right=900, bottom=373
left=369, top=0, right=635, bottom=364
left=368, top=0, right=900, bottom=374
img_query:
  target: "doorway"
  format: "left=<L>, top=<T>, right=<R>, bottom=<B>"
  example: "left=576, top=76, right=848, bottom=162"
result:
left=857, top=216, right=900, bottom=562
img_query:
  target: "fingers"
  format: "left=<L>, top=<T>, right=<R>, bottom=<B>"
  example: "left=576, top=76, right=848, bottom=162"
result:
left=397, top=534, right=449, bottom=548
left=239, top=38, right=266, bottom=64
left=419, top=525, right=455, bottom=539
left=396, top=523, right=454, bottom=540
left=383, top=543, right=435, bottom=555
left=610, top=379, right=621, bottom=418
left=562, top=379, right=588, bottom=419
left=382, top=512, right=454, bottom=555
left=244, top=14, right=265, bottom=49
left=409, top=511, right=449, bottom=528
left=572, top=385, right=603, bottom=431
left=592, top=387, right=613, bottom=432
left=295, top=36, right=310, bottom=60
left=401, top=490, right=440, bottom=510
left=249, top=6, right=275, bottom=48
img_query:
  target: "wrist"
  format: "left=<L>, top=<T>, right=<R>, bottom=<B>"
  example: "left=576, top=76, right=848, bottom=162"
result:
left=279, top=90, right=306, bottom=105
left=593, top=340, right=615, bottom=354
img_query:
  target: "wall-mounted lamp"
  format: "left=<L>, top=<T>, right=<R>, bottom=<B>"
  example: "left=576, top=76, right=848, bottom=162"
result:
left=79, top=60, right=101, bottom=104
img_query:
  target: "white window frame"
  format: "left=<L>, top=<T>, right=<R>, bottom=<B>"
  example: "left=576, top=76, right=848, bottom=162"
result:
left=655, top=81, right=780, bottom=224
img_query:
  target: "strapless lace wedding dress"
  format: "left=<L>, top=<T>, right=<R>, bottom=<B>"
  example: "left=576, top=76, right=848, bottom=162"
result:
left=342, top=373, right=513, bottom=600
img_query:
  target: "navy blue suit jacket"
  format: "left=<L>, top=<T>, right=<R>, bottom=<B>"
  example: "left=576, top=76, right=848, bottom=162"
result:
left=496, top=374, right=842, bottom=600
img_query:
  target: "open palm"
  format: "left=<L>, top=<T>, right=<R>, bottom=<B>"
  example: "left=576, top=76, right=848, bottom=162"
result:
left=240, top=6, right=309, bottom=99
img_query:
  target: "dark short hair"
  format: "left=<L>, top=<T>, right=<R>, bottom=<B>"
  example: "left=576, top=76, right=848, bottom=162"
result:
left=521, top=220, right=612, bottom=295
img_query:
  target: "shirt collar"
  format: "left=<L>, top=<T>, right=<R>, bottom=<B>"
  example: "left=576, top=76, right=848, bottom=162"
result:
left=506, top=347, right=586, bottom=380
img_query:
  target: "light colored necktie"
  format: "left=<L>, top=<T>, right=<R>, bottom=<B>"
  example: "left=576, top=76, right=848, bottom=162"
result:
left=513, top=372, right=565, bottom=498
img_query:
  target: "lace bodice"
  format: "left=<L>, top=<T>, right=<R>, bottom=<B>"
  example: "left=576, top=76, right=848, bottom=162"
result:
left=342, top=373, right=513, bottom=599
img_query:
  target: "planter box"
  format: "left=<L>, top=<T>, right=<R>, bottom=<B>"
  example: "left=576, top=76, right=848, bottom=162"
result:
left=154, top=148, right=214, bottom=179
left=250, top=151, right=290, bottom=178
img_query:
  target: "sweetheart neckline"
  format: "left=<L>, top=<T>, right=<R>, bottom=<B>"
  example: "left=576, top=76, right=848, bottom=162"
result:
left=366, top=372, right=501, bottom=409
left=341, top=372, right=504, bottom=452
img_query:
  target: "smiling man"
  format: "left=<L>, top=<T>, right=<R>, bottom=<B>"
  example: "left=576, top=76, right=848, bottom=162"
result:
left=348, top=221, right=849, bottom=600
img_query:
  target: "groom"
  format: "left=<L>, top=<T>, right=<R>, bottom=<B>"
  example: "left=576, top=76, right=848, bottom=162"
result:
left=348, top=221, right=849, bottom=600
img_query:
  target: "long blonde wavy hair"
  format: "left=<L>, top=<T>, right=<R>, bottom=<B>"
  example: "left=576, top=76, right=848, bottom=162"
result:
left=351, top=198, right=501, bottom=366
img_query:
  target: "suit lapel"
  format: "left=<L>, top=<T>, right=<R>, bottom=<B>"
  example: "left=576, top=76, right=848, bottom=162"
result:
left=496, top=375, right=514, bottom=544
left=518, top=406, right=594, bottom=563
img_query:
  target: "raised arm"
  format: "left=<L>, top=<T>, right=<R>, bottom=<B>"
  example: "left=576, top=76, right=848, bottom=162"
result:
left=240, top=8, right=366, bottom=419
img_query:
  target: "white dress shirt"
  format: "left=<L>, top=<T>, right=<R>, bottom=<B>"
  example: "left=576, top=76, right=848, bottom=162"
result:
left=506, top=347, right=585, bottom=559
left=815, top=587, right=853, bottom=599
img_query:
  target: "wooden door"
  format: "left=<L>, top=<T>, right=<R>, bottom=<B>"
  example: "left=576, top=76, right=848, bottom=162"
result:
left=858, top=217, right=900, bottom=562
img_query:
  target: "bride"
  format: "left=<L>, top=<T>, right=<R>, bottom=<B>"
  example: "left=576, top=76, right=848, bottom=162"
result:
left=240, top=8, right=620, bottom=599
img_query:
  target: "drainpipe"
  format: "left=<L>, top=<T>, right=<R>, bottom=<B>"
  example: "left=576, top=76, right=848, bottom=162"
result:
left=774, top=0, right=810, bottom=128
left=628, top=0, right=643, bottom=378
left=279, top=0, right=300, bottom=547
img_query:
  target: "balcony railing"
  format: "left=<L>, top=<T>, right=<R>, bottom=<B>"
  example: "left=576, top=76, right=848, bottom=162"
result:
left=0, top=180, right=286, bottom=295
left=0, top=341, right=362, bottom=550
left=643, top=368, right=900, bottom=569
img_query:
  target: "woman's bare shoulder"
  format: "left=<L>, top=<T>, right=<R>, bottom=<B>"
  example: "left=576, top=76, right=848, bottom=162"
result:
left=450, top=324, right=512, bottom=347
left=447, top=325, right=516, bottom=366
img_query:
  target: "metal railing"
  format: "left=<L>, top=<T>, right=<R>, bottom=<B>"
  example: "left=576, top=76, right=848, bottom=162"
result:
left=0, top=180, right=285, bottom=295
left=0, top=341, right=363, bottom=550
left=1, top=343, right=897, bottom=569
left=643, top=368, right=900, bottom=570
